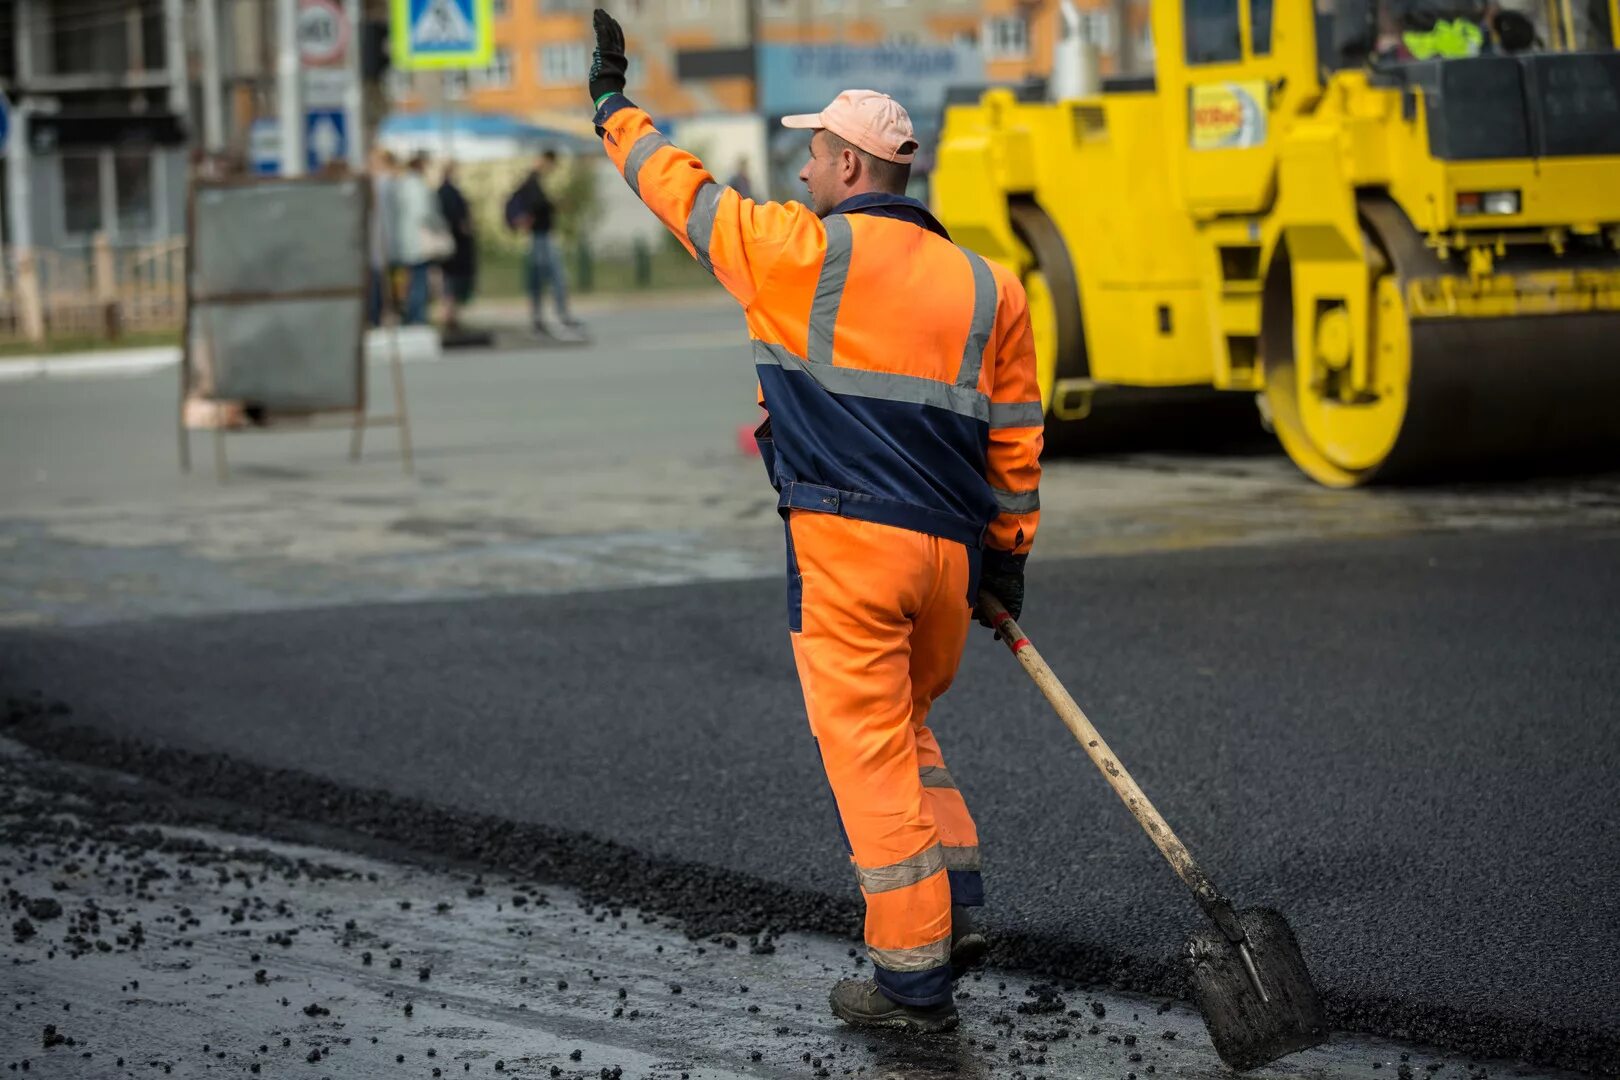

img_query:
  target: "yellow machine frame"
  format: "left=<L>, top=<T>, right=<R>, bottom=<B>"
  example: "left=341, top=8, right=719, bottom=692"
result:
left=933, top=0, right=1620, bottom=485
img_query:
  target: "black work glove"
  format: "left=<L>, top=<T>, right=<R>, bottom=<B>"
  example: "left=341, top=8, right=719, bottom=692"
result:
left=976, top=549, right=1027, bottom=629
left=589, top=9, right=629, bottom=107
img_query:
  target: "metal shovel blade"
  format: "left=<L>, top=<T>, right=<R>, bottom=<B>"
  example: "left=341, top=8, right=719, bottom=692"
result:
left=1186, top=907, right=1328, bottom=1071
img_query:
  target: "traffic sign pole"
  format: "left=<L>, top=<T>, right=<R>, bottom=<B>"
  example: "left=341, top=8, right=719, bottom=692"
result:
left=343, top=0, right=365, bottom=170
left=278, top=0, right=306, bottom=176
left=197, top=0, right=226, bottom=154
left=2, top=92, right=29, bottom=251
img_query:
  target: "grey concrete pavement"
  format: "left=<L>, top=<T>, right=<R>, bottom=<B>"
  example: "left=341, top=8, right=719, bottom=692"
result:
left=4, top=296, right=1618, bottom=627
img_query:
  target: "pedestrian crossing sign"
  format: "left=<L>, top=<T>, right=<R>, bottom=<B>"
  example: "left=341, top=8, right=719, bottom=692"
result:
left=391, top=0, right=493, bottom=70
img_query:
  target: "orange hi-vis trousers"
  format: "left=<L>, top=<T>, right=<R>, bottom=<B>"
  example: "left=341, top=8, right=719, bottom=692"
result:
left=786, top=510, right=983, bottom=1008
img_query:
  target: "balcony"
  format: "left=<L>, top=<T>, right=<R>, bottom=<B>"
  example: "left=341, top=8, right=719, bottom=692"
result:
left=20, top=0, right=172, bottom=92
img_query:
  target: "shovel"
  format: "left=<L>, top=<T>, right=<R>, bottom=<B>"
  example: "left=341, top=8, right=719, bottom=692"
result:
left=979, top=592, right=1328, bottom=1070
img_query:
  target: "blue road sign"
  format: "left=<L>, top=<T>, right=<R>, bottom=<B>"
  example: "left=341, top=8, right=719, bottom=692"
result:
left=0, top=91, right=11, bottom=156
left=249, top=118, right=280, bottom=175
left=306, top=109, right=347, bottom=171
left=392, top=0, right=492, bottom=70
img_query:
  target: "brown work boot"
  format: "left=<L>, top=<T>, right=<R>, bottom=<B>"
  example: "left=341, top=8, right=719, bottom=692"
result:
left=828, top=978, right=959, bottom=1034
left=951, top=905, right=988, bottom=975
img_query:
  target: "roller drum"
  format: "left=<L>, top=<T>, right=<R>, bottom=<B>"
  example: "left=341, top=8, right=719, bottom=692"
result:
left=1382, top=312, right=1620, bottom=481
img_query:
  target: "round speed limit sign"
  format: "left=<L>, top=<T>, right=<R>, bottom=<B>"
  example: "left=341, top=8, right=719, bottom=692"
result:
left=297, top=0, right=349, bottom=67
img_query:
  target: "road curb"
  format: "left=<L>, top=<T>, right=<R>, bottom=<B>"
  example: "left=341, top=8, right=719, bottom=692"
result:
left=0, top=328, right=444, bottom=386
left=0, top=347, right=180, bottom=383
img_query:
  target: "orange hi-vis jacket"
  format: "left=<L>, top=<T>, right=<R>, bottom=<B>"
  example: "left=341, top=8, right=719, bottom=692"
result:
left=595, top=94, right=1042, bottom=562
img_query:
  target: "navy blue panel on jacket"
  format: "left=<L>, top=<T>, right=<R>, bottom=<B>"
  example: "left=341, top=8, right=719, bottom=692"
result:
left=756, top=363, right=997, bottom=550
left=826, top=193, right=953, bottom=240
left=745, top=195, right=1000, bottom=551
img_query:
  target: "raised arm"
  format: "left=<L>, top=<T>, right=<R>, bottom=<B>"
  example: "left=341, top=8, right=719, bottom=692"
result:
left=588, top=9, right=821, bottom=310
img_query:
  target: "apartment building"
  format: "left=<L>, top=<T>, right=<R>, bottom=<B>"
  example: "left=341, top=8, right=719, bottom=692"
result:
left=1, top=0, right=193, bottom=253
left=393, top=0, right=1151, bottom=125
left=389, top=0, right=755, bottom=122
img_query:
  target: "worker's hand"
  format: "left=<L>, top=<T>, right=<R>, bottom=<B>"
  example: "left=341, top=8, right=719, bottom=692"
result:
left=589, top=9, right=629, bottom=107
left=976, top=550, right=1027, bottom=629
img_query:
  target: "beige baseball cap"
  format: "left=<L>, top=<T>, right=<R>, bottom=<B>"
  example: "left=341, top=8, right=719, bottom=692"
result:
left=781, top=89, right=919, bottom=164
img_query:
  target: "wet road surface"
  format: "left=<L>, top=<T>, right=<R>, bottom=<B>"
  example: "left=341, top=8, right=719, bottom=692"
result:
left=1, top=740, right=1581, bottom=1080
left=4, top=527, right=1617, bottom=1074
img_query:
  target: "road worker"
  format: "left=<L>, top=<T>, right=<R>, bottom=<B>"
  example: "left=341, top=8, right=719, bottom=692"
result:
left=587, top=9, right=1042, bottom=1033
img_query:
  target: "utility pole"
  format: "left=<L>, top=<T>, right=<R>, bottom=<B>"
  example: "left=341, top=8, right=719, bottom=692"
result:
left=1112, top=0, right=1135, bottom=74
left=197, top=0, right=226, bottom=154
left=745, top=0, right=761, bottom=113
left=5, top=95, right=38, bottom=339
left=278, top=0, right=305, bottom=176
left=9, top=0, right=43, bottom=342
left=164, top=0, right=189, bottom=121
left=343, top=0, right=366, bottom=170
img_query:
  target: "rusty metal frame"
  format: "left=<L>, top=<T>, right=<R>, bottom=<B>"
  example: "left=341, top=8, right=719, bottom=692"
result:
left=178, top=173, right=412, bottom=481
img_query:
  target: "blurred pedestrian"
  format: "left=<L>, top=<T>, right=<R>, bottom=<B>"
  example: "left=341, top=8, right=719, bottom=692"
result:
left=437, top=160, right=478, bottom=332
left=505, top=149, right=583, bottom=338
left=368, top=148, right=398, bottom=326
left=394, top=152, right=453, bottom=326
left=725, top=157, right=754, bottom=200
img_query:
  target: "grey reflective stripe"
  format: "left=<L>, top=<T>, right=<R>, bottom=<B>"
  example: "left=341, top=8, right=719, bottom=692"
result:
left=623, top=133, right=673, bottom=199
left=943, top=845, right=982, bottom=872
left=956, top=250, right=999, bottom=389
left=919, top=765, right=957, bottom=790
left=868, top=936, right=952, bottom=973
left=855, top=843, right=945, bottom=895
left=993, top=486, right=1040, bottom=514
left=686, top=182, right=724, bottom=274
left=755, top=341, right=989, bottom=423
left=989, top=400, right=1045, bottom=429
left=807, top=214, right=853, bottom=366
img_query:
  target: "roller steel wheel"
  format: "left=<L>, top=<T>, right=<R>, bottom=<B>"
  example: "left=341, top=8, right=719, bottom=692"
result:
left=1260, top=238, right=1410, bottom=487
left=1262, top=196, right=1620, bottom=486
left=1008, top=200, right=1081, bottom=414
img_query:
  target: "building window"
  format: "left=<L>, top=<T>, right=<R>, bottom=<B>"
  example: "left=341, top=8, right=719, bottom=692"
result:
left=115, top=152, right=155, bottom=238
left=883, top=0, right=908, bottom=7
left=471, top=46, right=513, bottom=89
left=683, top=0, right=711, bottom=15
left=62, top=155, right=104, bottom=236
left=492, top=0, right=507, bottom=13
left=952, top=29, right=979, bottom=48
left=385, top=68, right=414, bottom=103
left=539, top=0, right=587, bottom=11
left=762, top=0, right=792, bottom=14
left=1184, top=0, right=1242, bottom=62
left=983, top=15, right=1030, bottom=59
left=1250, top=0, right=1274, bottom=54
left=1078, top=9, right=1115, bottom=51
left=821, top=0, right=847, bottom=11
left=539, top=43, right=589, bottom=85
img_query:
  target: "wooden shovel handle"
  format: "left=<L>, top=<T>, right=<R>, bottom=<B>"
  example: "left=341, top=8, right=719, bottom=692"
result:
left=979, top=591, right=1240, bottom=937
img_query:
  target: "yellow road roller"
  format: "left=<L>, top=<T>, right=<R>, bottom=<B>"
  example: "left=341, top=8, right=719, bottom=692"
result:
left=932, top=0, right=1620, bottom=485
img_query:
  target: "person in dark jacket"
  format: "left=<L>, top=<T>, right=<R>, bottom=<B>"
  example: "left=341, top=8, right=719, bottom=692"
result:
left=508, top=149, right=583, bottom=337
left=437, top=160, right=477, bottom=332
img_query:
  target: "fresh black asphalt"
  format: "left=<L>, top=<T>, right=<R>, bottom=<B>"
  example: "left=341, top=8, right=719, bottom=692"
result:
left=4, top=527, right=1617, bottom=1073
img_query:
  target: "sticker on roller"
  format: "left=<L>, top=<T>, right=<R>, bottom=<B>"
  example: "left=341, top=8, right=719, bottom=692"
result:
left=1189, top=81, right=1268, bottom=150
